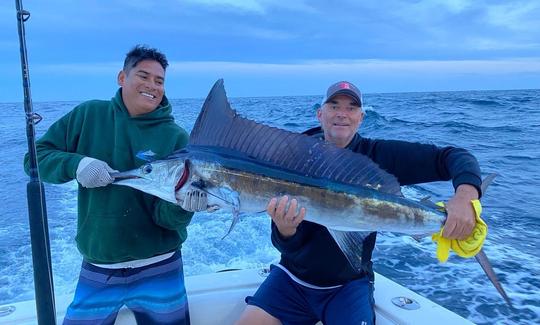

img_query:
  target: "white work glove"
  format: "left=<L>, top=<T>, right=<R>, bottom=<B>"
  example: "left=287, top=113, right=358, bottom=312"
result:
left=176, top=188, right=208, bottom=212
left=76, top=157, right=118, bottom=188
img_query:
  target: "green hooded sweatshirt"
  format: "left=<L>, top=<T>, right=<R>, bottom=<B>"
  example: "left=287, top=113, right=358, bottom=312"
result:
left=24, top=89, right=193, bottom=264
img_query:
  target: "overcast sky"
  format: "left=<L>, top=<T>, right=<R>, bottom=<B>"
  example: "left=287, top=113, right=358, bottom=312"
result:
left=1, top=0, right=539, bottom=102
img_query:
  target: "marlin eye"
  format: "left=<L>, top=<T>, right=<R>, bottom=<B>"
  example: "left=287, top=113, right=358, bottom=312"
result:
left=142, top=164, right=153, bottom=174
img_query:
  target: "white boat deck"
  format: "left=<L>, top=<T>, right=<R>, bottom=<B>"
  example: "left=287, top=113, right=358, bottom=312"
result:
left=0, top=268, right=472, bottom=325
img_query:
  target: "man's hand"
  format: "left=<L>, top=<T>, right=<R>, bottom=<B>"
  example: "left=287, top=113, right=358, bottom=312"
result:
left=76, top=157, right=118, bottom=188
left=267, top=196, right=306, bottom=239
left=176, top=188, right=208, bottom=212
left=442, top=184, right=479, bottom=240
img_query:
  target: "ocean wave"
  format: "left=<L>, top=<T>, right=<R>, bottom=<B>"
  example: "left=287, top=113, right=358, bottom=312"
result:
left=462, top=99, right=504, bottom=106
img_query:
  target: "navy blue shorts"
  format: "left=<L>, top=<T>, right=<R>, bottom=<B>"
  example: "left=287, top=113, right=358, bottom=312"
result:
left=246, top=265, right=375, bottom=325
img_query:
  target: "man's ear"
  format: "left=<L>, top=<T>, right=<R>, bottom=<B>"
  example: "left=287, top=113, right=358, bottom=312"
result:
left=316, top=107, right=323, bottom=122
left=117, top=70, right=126, bottom=87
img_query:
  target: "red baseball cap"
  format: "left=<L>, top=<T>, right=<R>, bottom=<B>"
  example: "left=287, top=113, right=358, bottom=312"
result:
left=321, top=81, right=362, bottom=107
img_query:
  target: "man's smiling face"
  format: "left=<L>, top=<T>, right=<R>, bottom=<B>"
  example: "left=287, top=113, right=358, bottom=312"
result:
left=118, top=59, right=165, bottom=116
left=317, top=94, right=364, bottom=148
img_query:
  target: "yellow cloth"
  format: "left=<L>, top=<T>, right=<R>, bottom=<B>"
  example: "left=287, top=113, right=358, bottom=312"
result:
left=431, top=200, right=487, bottom=262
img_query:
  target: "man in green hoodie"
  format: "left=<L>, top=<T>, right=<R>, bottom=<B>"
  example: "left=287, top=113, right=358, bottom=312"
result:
left=24, top=45, right=203, bottom=325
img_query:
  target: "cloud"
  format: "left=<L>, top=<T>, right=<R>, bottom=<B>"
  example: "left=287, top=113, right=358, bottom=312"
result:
left=3, top=58, right=538, bottom=102
left=30, top=62, right=121, bottom=75
left=185, top=0, right=266, bottom=13
left=485, top=2, right=540, bottom=31
left=239, top=26, right=295, bottom=40
left=166, top=58, right=540, bottom=75
left=408, top=0, right=472, bottom=16
left=372, top=0, right=472, bottom=24
left=2, top=0, right=540, bottom=102
left=25, top=58, right=540, bottom=77
left=433, top=0, right=472, bottom=13
left=372, top=0, right=540, bottom=35
left=183, top=0, right=315, bottom=14
left=465, top=38, right=540, bottom=51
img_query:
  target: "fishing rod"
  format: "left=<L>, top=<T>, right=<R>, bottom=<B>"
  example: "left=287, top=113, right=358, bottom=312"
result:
left=15, top=0, right=57, bottom=324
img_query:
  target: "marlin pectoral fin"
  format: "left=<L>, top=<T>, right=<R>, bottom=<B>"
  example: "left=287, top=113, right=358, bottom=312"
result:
left=222, top=211, right=240, bottom=240
left=221, top=191, right=241, bottom=240
left=475, top=249, right=513, bottom=308
left=328, top=229, right=370, bottom=272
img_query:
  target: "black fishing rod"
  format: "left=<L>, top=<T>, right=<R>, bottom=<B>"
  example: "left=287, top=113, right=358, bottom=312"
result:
left=15, top=0, right=57, bottom=324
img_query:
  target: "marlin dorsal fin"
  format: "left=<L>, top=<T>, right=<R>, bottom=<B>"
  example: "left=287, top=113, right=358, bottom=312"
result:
left=189, top=79, right=402, bottom=195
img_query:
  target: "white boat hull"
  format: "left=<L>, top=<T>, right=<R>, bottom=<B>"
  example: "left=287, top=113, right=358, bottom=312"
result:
left=0, top=268, right=472, bottom=325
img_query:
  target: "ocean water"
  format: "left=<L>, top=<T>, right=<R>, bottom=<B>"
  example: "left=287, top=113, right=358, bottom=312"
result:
left=0, top=89, right=539, bottom=324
